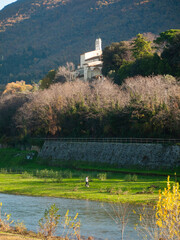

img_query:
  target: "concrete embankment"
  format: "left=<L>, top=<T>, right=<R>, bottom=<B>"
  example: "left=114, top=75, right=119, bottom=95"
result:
left=38, top=141, right=180, bottom=169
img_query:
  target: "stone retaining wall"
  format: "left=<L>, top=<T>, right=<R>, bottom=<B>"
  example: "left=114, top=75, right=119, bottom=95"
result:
left=39, top=141, right=180, bottom=169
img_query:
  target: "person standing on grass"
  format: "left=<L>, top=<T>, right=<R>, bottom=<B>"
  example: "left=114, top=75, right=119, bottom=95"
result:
left=85, top=176, right=89, bottom=187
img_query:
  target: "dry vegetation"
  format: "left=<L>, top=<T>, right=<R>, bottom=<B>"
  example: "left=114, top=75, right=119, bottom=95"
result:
left=0, top=75, right=179, bottom=139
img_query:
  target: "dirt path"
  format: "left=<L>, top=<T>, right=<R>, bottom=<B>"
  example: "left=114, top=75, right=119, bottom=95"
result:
left=0, top=232, right=40, bottom=240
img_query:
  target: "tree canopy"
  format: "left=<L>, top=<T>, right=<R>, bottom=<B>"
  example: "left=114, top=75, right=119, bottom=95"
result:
left=39, top=70, right=56, bottom=90
left=102, top=29, right=180, bottom=84
left=154, top=29, right=180, bottom=45
left=102, top=41, right=132, bottom=76
left=131, top=34, right=153, bottom=59
left=3, top=81, right=33, bottom=95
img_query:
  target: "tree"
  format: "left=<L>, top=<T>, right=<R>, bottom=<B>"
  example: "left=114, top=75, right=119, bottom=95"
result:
left=39, top=70, right=56, bottom=89
left=131, top=34, right=153, bottom=59
left=54, top=62, right=76, bottom=83
left=39, top=62, right=76, bottom=90
left=116, top=54, right=167, bottom=84
left=102, top=41, right=132, bottom=76
left=0, top=93, right=29, bottom=137
left=154, top=29, right=180, bottom=46
left=161, top=33, right=180, bottom=77
left=153, top=29, right=180, bottom=77
left=3, top=81, right=33, bottom=95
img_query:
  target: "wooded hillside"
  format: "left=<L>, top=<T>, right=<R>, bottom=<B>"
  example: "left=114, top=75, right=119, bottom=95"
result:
left=0, top=0, right=180, bottom=84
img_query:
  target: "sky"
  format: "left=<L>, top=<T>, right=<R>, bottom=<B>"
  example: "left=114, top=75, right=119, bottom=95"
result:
left=0, top=0, right=17, bottom=10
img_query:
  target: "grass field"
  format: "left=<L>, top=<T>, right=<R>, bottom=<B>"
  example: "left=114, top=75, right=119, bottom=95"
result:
left=0, top=148, right=179, bottom=204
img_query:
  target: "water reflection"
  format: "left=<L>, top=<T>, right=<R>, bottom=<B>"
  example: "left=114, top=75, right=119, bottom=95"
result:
left=0, top=193, right=151, bottom=240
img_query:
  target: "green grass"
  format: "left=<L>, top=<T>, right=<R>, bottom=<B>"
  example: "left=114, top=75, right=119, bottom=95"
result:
left=0, top=148, right=179, bottom=204
left=0, top=172, right=167, bottom=204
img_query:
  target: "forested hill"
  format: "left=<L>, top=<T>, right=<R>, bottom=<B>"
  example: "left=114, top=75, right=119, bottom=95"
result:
left=0, top=0, right=180, bottom=84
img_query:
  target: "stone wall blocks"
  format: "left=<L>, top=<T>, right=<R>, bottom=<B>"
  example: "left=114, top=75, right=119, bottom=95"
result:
left=38, top=141, right=180, bottom=169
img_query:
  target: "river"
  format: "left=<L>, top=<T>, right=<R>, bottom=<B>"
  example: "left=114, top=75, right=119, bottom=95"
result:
left=0, top=193, right=153, bottom=240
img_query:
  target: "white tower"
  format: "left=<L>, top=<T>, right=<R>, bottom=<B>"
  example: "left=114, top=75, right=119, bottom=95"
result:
left=95, top=38, right=102, bottom=51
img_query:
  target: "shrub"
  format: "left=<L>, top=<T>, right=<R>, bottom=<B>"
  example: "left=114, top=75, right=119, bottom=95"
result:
left=39, top=204, right=60, bottom=238
left=97, top=173, right=107, bottom=181
left=115, top=188, right=123, bottom=195
left=39, top=204, right=80, bottom=239
left=21, top=171, right=33, bottom=179
left=147, top=187, right=154, bottom=194
left=35, top=169, right=63, bottom=182
left=56, top=173, right=63, bottom=183
left=131, top=174, right=138, bottom=182
left=60, top=210, right=80, bottom=239
left=124, top=174, right=132, bottom=182
left=137, top=176, right=180, bottom=240
left=106, top=187, right=114, bottom=194
left=63, top=170, right=72, bottom=179
left=0, top=203, right=14, bottom=231
left=14, top=220, right=27, bottom=233
left=156, top=176, right=180, bottom=239
left=0, top=168, right=7, bottom=174
left=124, top=174, right=138, bottom=182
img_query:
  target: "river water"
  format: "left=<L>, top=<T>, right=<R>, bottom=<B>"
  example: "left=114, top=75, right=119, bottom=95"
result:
left=0, top=193, right=152, bottom=240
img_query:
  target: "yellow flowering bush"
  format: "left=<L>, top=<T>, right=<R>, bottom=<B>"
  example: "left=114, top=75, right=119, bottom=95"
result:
left=156, top=176, right=180, bottom=239
left=39, top=204, right=80, bottom=239
left=0, top=202, right=14, bottom=231
left=62, top=210, right=80, bottom=239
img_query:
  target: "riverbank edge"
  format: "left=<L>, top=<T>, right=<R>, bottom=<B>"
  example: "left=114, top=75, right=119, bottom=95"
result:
left=0, top=148, right=175, bottom=205
left=0, top=230, right=42, bottom=240
left=0, top=190, right=157, bottom=206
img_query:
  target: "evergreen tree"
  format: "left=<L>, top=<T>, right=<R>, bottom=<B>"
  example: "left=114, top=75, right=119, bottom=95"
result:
left=131, top=34, right=153, bottom=59
left=39, top=70, right=56, bottom=89
left=102, top=41, right=132, bottom=76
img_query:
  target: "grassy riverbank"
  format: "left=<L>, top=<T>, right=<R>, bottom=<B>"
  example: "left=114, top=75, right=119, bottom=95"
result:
left=0, top=148, right=179, bottom=204
left=0, top=172, right=168, bottom=204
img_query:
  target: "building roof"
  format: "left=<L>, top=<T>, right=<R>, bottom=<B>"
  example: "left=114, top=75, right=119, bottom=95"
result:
left=87, top=60, right=102, bottom=67
left=85, top=55, right=102, bottom=61
left=81, top=50, right=102, bottom=60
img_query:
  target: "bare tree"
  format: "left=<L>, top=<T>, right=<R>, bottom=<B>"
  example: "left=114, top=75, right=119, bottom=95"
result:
left=54, top=62, right=76, bottom=83
left=13, top=75, right=180, bottom=137
left=102, top=202, right=131, bottom=240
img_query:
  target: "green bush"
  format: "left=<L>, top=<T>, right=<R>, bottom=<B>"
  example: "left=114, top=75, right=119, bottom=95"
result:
left=132, top=174, right=138, bottom=182
left=97, top=173, right=107, bottom=181
left=124, top=174, right=138, bottom=182
left=21, top=171, right=33, bottom=179
left=35, top=169, right=63, bottom=181
left=56, top=173, right=63, bottom=183
left=0, top=168, right=8, bottom=174
left=124, top=174, right=132, bottom=182
left=106, top=187, right=114, bottom=194
left=63, top=170, right=72, bottom=179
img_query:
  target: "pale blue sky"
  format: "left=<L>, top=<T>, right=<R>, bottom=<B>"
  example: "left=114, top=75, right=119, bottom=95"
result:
left=0, top=0, right=17, bottom=10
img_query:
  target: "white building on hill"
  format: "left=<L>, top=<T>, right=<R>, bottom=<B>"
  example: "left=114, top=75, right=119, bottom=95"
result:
left=76, top=38, right=103, bottom=80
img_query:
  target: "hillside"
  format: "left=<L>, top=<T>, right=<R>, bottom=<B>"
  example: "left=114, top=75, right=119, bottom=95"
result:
left=0, top=0, right=180, bottom=84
